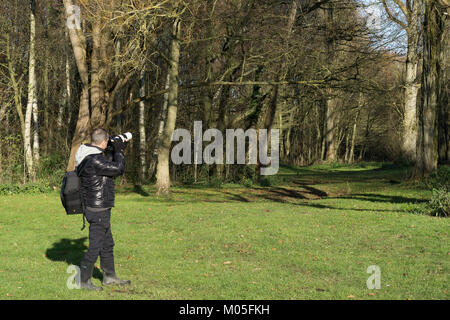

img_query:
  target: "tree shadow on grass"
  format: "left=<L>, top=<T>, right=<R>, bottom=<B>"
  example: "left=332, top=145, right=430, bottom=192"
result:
left=45, top=237, right=102, bottom=281
left=295, top=202, right=407, bottom=213
left=133, top=184, right=150, bottom=197
left=293, top=192, right=429, bottom=214
left=221, top=185, right=325, bottom=203
left=220, top=187, right=427, bottom=215
left=327, top=193, right=428, bottom=204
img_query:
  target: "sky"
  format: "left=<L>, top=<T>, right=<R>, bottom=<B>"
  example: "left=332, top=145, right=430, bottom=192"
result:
left=356, top=0, right=408, bottom=55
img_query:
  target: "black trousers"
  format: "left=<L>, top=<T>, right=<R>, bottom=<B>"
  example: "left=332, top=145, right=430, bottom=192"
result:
left=80, top=207, right=115, bottom=266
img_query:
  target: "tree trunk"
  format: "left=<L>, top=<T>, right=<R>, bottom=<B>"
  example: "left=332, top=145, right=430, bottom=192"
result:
left=31, top=0, right=40, bottom=165
left=149, top=72, right=170, bottom=179
left=344, top=128, right=350, bottom=163
left=349, top=103, right=362, bottom=164
left=43, top=0, right=50, bottom=153
left=325, top=94, right=338, bottom=161
left=64, top=0, right=91, bottom=171
left=6, top=33, right=26, bottom=149
left=401, top=1, right=421, bottom=163
left=90, top=21, right=106, bottom=129
left=323, top=3, right=339, bottom=162
left=257, top=0, right=298, bottom=134
left=25, top=2, right=37, bottom=181
left=156, top=18, right=181, bottom=195
left=284, top=110, right=295, bottom=161
left=381, top=0, right=421, bottom=163
left=32, top=89, right=39, bottom=165
left=139, top=69, right=147, bottom=183
left=402, top=57, right=420, bottom=162
left=58, top=34, right=72, bottom=128
left=437, top=4, right=449, bottom=163
left=416, top=0, right=446, bottom=176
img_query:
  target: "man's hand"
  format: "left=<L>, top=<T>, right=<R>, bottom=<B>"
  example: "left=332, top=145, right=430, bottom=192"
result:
left=112, top=138, right=128, bottom=154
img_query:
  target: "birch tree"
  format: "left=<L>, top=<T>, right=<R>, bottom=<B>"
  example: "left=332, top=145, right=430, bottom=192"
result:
left=25, top=0, right=38, bottom=180
left=138, top=69, right=147, bottom=183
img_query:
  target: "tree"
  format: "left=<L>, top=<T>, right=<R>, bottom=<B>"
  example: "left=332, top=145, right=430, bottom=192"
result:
left=381, top=0, right=422, bottom=162
left=415, top=0, right=449, bottom=176
left=25, top=0, right=38, bottom=181
left=156, top=16, right=182, bottom=195
left=63, top=0, right=140, bottom=171
left=138, top=69, right=147, bottom=183
left=63, top=0, right=90, bottom=171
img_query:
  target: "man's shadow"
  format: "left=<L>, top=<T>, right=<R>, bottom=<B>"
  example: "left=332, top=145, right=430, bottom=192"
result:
left=45, top=237, right=102, bottom=281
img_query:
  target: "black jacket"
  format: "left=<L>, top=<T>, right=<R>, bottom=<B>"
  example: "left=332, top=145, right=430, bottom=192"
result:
left=76, top=145, right=125, bottom=209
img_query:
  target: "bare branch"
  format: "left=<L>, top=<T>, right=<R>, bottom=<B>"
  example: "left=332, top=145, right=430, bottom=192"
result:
left=381, top=0, right=409, bottom=31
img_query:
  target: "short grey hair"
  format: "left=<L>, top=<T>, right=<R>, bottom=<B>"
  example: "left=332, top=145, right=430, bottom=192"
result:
left=91, top=128, right=108, bottom=145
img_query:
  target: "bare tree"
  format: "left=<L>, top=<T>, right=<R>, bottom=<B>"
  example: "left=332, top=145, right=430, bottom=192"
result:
left=381, top=0, right=422, bottom=162
left=156, top=16, right=182, bottom=195
left=63, top=0, right=90, bottom=171
left=138, top=69, right=147, bottom=183
left=25, top=0, right=38, bottom=181
left=415, top=0, right=449, bottom=176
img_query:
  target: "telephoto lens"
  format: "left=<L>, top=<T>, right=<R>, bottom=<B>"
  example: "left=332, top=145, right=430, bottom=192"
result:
left=110, top=132, right=132, bottom=143
left=107, top=132, right=132, bottom=152
left=121, top=132, right=132, bottom=141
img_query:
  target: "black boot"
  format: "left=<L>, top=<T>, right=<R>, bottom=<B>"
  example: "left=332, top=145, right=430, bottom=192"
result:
left=79, top=263, right=103, bottom=291
left=101, top=257, right=131, bottom=286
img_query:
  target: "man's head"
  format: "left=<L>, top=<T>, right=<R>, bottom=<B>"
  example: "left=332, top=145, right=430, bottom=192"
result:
left=91, top=128, right=109, bottom=149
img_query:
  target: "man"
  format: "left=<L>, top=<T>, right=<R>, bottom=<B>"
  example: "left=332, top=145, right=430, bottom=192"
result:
left=75, top=128, right=130, bottom=291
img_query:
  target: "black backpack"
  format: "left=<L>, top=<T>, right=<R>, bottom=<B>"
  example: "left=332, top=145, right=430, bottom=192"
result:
left=60, top=170, right=85, bottom=215
left=60, top=159, right=90, bottom=230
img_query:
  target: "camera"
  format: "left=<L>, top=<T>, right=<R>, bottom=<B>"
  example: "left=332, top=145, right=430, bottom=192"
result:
left=107, top=132, right=132, bottom=151
left=109, top=132, right=132, bottom=144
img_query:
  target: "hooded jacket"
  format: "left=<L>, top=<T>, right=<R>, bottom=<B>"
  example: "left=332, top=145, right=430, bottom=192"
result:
left=75, top=144, right=125, bottom=209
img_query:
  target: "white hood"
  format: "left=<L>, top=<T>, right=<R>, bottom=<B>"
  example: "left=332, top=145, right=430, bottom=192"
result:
left=75, top=144, right=103, bottom=167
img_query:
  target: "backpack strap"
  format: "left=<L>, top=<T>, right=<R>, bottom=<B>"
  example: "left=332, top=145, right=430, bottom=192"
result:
left=76, top=156, right=93, bottom=231
left=81, top=213, right=86, bottom=231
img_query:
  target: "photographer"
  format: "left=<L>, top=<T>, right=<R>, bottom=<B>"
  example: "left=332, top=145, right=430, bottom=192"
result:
left=75, top=128, right=130, bottom=291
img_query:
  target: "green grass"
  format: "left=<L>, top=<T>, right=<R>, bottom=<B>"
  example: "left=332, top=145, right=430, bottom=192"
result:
left=0, top=163, right=448, bottom=300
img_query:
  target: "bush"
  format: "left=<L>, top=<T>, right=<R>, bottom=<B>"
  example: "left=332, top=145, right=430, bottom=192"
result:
left=21, top=182, right=53, bottom=194
left=257, top=175, right=284, bottom=187
left=392, top=157, right=412, bottom=167
left=0, top=184, right=20, bottom=195
left=239, top=176, right=254, bottom=188
left=412, top=166, right=450, bottom=217
left=37, top=153, right=67, bottom=188
left=181, top=174, right=196, bottom=185
left=0, top=182, right=52, bottom=196
left=208, top=176, right=223, bottom=189
left=424, top=166, right=450, bottom=192
left=258, top=176, right=273, bottom=187
left=426, top=188, right=450, bottom=217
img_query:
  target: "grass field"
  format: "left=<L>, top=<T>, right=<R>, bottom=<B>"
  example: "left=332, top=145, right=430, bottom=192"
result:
left=0, top=163, right=448, bottom=300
